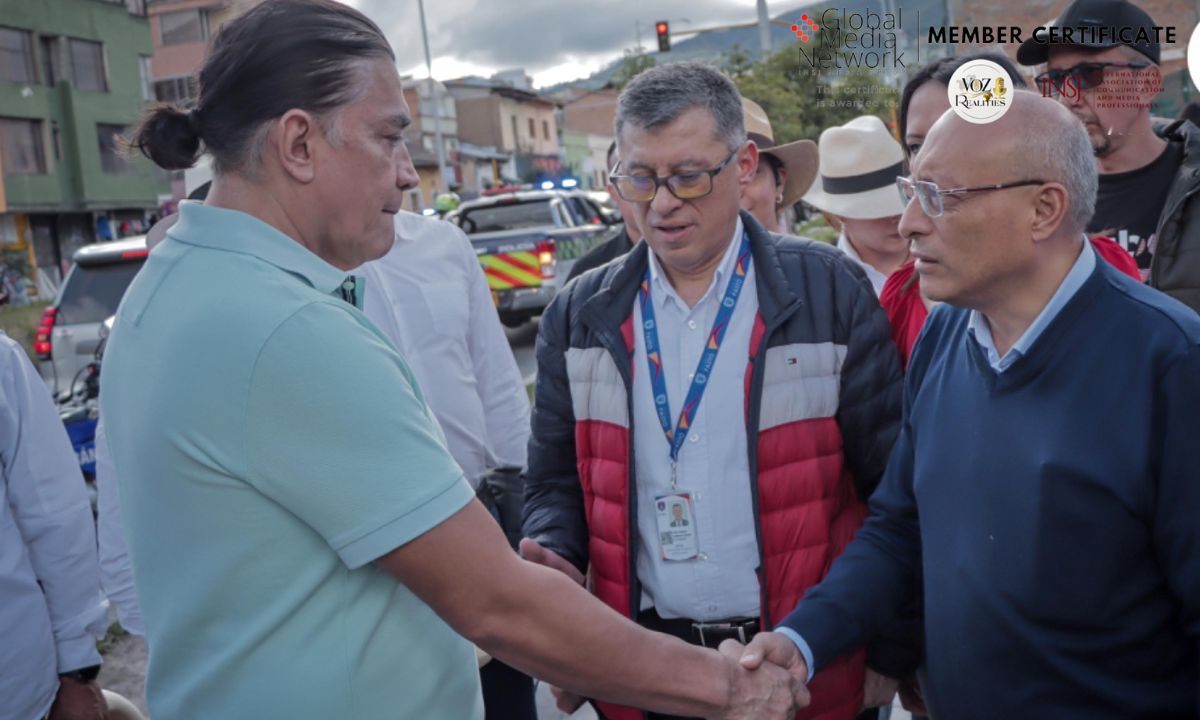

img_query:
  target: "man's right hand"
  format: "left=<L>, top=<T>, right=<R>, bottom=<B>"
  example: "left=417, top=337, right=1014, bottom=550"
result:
left=730, top=631, right=810, bottom=684
left=716, top=640, right=809, bottom=719
left=519, top=537, right=584, bottom=585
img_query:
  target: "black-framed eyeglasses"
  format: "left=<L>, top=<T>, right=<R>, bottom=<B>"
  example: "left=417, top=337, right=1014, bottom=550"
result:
left=896, top=176, right=1045, bottom=218
left=1034, top=62, right=1149, bottom=98
left=609, top=149, right=737, bottom=203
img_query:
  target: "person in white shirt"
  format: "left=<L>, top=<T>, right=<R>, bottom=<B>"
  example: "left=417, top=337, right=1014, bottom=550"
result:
left=0, top=331, right=141, bottom=720
left=357, top=210, right=530, bottom=488
left=803, top=116, right=910, bottom=297
left=357, top=210, right=536, bottom=718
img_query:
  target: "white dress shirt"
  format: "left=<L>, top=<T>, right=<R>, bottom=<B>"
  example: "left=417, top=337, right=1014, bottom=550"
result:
left=0, top=331, right=109, bottom=720
left=631, top=218, right=762, bottom=621
left=96, top=417, right=144, bottom=636
left=837, top=231, right=888, bottom=297
left=358, top=211, right=530, bottom=486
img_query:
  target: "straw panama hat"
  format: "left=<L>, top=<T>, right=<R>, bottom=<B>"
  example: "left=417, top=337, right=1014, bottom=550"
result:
left=803, top=115, right=907, bottom=220
left=740, top=97, right=819, bottom=209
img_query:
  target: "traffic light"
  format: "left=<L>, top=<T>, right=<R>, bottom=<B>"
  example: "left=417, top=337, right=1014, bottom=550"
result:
left=656, top=21, right=670, bottom=52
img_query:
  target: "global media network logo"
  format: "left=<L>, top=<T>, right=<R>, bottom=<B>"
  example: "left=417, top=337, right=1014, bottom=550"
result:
left=793, top=8, right=916, bottom=72
left=791, top=13, right=819, bottom=42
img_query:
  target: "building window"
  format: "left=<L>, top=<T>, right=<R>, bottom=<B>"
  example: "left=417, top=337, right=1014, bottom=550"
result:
left=0, top=27, right=36, bottom=84
left=51, top=120, right=61, bottom=161
left=153, top=76, right=196, bottom=104
left=69, top=38, right=108, bottom=92
left=97, top=123, right=133, bottom=175
left=543, top=120, right=550, bottom=140
left=125, top=0, right=148, bottom=16
left=0, top=117, right=47, bottom=174
left=510, top=115, right=519, bottom=148
left=40, top=36, right=61, bottom=86
left=138, top=55, right=153, bottom=101
left=528, top=117, right=535, bottom=139
left=159, top=9, right=208, bottom=46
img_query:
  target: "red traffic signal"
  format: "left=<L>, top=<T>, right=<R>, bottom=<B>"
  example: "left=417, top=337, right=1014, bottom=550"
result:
left=656, top=21, right=670, bottom=52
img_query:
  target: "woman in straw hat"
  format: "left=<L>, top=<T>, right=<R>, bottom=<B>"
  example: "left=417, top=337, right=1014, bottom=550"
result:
left=738, top=97, right=818, bottom=233
left=803, top=115, right=909, bottom=297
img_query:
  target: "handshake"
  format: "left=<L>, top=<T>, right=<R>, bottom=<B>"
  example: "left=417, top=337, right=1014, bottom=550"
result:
left=523, top=537, right=811, bottom=719
left=551, top=631, right=812, bottom=719
left=712, top=633, right=813, bottom=719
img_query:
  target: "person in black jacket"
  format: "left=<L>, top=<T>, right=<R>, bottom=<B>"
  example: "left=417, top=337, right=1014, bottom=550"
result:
left=1018, top=0, right=1200, bottom=313
left=567, top=142, right=639, bottom=283
left=523, top=62, right=912, bottom=720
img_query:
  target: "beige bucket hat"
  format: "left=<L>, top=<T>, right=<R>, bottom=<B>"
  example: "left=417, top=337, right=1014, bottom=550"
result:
left=741, top=97, right=819, bottom=209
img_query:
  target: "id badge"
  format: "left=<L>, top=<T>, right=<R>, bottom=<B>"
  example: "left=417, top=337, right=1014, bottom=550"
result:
left=654, top=492, right=699, bottom=561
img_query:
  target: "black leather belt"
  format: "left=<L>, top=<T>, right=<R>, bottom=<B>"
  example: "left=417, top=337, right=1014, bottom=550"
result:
left=639, top=607, right=761, bottom=649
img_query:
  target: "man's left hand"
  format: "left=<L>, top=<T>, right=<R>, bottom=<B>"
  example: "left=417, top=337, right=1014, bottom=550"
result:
left=49, top=677, right=108, bottom=720
left=860, top=668, right=899, bottom=711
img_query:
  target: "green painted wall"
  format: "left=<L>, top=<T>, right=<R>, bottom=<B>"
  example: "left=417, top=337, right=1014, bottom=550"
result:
left=561, top=129, right=590, bottom=176
left=0, top=0, right=162, bottom=211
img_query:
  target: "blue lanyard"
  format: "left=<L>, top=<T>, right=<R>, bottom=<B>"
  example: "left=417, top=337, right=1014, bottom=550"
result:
left=639, top=233, right=751, bottom=485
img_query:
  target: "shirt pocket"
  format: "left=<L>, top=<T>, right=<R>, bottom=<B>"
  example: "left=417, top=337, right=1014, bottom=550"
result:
left=418, top=283, right=470, bottom=337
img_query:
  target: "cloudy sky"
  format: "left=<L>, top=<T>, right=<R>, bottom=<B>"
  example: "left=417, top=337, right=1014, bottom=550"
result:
left=344, top=0, right=794, bottom=88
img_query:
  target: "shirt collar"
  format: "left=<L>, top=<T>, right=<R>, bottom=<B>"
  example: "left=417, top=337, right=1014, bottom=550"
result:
left=836, top=230, right=888, bottom=296
left=167, top=200, right=349, bottom=297
left=969, top=237, right=1096, bottom=372
left=647, top=217, right=745, bottom=309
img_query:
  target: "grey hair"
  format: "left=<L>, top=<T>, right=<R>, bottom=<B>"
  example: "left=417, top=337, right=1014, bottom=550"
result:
left=1016, top=91, right=1098, bottom=232
left=615, top=63, right=746, bottom=150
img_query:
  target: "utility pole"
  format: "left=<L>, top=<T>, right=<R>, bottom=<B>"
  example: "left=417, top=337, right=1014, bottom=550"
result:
left=417, top=0, right=449, bottom=195
left=945, top=0, right=956, bottom=56
left=756, top=0, right=771, bottom=56
left=635, top=19, right=642, bottom=50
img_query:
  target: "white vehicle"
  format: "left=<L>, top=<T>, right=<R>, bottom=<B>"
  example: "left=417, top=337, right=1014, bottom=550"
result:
left=36, top=236, right=148, bottom=399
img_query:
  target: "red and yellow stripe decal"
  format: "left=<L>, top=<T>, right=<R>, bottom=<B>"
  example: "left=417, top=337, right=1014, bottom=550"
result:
left=480, top=251, right=542, bottom=289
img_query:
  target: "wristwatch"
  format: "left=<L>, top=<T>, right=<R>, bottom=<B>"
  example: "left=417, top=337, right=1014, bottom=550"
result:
left=59, top=664, right=101, bottom=683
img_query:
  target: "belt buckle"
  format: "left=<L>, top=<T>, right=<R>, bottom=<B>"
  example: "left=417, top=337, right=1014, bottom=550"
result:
left=694, top=621, right=747, bottom=648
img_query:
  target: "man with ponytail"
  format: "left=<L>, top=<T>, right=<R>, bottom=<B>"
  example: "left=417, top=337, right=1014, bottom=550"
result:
left=101, top=2, right=806, bottom=719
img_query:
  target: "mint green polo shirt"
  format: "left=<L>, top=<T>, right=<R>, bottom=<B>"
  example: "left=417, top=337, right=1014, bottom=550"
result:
left=101, top=202, right=482, bottom=720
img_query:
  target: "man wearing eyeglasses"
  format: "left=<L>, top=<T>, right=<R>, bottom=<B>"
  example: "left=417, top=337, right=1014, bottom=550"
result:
left=522, top=62, right=910, bottom=720
left=1018, top=0, right=1200, bottom=315
left=723, top=90, right=1200, bottom=719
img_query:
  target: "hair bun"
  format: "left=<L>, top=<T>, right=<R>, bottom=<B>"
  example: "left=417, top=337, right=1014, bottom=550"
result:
left=131, top=105, right=203, bottom=170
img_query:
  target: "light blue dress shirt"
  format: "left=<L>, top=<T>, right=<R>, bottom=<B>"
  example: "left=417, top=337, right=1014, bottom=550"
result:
left=0, top=332, right=109, bottom=720
left=969, top=240, right=1095, bottom=372
left=631, top=217, right=764, bottom=620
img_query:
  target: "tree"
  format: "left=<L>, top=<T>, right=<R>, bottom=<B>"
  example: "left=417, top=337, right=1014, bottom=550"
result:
left=613, top=46, right=657, bottom=89
left=722, top=36, right=898, bottom=145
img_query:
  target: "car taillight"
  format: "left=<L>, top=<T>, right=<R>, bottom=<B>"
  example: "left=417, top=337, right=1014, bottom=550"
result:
left=536, top=239, right=556, bottom=280
left=34, top=306, right=57, bottom=360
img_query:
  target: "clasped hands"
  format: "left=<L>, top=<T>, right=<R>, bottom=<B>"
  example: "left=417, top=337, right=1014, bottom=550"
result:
left=521, top=538, right=809, bottom=719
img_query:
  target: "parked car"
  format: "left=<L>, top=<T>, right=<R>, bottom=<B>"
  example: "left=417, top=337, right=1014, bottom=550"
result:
left=36, top=236, right=148, bottom=400
left=445, top=190, right=618, bottom=327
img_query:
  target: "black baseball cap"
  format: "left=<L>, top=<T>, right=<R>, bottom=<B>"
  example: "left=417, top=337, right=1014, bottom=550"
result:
left=1017, top=0, right=1160, bottom=66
